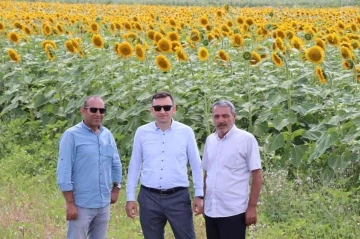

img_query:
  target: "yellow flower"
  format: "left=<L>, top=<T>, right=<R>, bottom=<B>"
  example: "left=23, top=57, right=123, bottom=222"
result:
left=7, top=48, right=20, bottom=62
left=24, top=26, right=31, bottom=35
left=135, top=44, right=145, bottom=61
left=89, top=22, right=99, bottom=34
left=13, top=21, right=23, bottom=30
left=245, top=17, right=254, bottom=26
left=56, top=23, right=64, bottom=34
left=171, top=41, right=182, bottom=52
left=198, top=47, right=209, bottom=61
left=155, top=54, right=171, bottom=71
left=340, top=46, right=352, bottom=59
left=154, top=32, right=163, bottom=43
left=175, top=49, right=189, bottom=62
left=167, top=31, right=179, bottom=42
left=44, top=44, right=56, bottom=60
left=342, top=60, right=354, bottom=70
left=190, top=29, right=201, bottom=42
left=65, top=40, right=76, bottom=54
left=147, top=30, right=156, bottom=40
left=92, top=34, right=104, bottom=49
left=325, top=33, right=340, bottom=46
left=7, top=32, right=20, bottom=44
left=41, top=40, right=57, bottom=50
left=291, top=36, right=303, bottom=51
left=117, top=41, right=133, bottom=58
left=231, top=34, right=244, bottom=47
left=250, top=51, right=262, bottom=65
left=218, top=49, right=229, bottom=62
left=351, top=40, right=359, bottom=49
left=123, top=21, right=132, bottom=31
left=271, top=52, right=283, bottom=67
left=0, top=22, right=5, bottom=31
left=275, top=37, right=285, bottom=51
left=42, top=23, right=52, bottom=36
left=305, top=46, right=324, bottom=64
left=315, top=38, right=326, bottom=50
left=157, top=37, right=172, bottom=53
left=275, top=29, right=286, bottom=39
left=123, top=32, right=138, bottom=40
left=236, top=16, right=244, bottom=25
left=315, top=66, right=326, bottom=84
left=199, top=16, right=209, bottom=27
left=71, top=38, right=80, bottom=51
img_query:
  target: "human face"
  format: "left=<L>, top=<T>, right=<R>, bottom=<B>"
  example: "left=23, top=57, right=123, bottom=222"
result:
left=150, top=96, right=176, bottom=125
left=212, top=106, right=235, bottom=138
left=81, top=97, right=105, bottom=131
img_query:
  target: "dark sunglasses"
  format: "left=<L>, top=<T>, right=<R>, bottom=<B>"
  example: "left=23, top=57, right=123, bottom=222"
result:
left=152, top=105, right=173, bottom=112
left=85, top=107, right=107, bottom=114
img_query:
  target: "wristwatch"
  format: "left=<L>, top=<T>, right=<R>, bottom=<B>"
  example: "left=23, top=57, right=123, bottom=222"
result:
left=113, top=182, right=121, bottom=189
left=196, top=196, right=204, bottom=199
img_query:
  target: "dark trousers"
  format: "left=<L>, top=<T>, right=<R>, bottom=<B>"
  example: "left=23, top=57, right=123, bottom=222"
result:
left=138, top=186, right=195, bottom=239
left=204, top=213, right=246, bottom=239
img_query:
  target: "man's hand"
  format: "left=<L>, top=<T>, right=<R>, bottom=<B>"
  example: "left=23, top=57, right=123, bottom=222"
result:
left=192, top=197, right=204, bottom=216
left=125, top=201, right=138, bottom=219
left=111, top=188, right=120, bottom=204
left=245, top=205, right=257, bottom=226
left=66, top=201, right=78, bottom=220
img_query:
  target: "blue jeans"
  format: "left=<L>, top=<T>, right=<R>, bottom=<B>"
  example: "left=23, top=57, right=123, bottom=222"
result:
left=67, top=204, right=110, bottom=239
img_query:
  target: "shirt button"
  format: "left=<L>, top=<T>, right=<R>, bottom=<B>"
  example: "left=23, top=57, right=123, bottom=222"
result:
left=160, top=177, right=162, bottom=179
left=162, top=151, right=164, bottom=153
left=162, top=142, right=164, bottom=144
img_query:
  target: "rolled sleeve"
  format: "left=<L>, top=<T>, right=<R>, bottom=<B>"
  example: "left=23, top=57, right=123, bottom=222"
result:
left=57, top=131, right=75, bottom=192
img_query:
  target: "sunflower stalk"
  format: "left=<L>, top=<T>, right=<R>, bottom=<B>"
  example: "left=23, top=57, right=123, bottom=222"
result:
left=285, top=58, right=292, bottom=153
left=246, top=62, right=252, bottom=128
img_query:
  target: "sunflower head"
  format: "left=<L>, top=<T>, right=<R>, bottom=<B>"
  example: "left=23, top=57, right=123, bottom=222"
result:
left=7, top=48, right=21, bottom=62
left=117, top=41, right=133, bottom=58
left=41, top=40, right=57, bottom=50
left=175, top=49, right=189, bottom=62
left=44, top=44, right=56, bottom=60
left=190, top=29, right=201, bottom=42
left=231, top=34, right=244, bottom=47
left=157, top=37, right=172, bottom=53
left=198, top=47, right=209, bottom=62
left=340, top=46, right=353, bottom=59
left=305, top=45, right=324, bottom=64
left=0, top=22, right=5, bottom=31
left=90, top=22, right=99, bottom=34
left=243, top=51, right=251, bottom=60
left=65, top=40, right=76, bottom=54
left=7, top=32, right=20, bottom=44
left=91, top=34, right=104, bottom=49
left=135, top=44, right=145, bottom=61
left=171, top=41, right=182, bottom=52
left=342, top=59, right=354, bottom=70
left=167, top=31, right=179, bottom=42
left=271, top=52, right=283, bottom=67
left=315, top=66, right=327, bottom=84
left=315, top=38, right=326, bottom=50
left=218, top=49, right=229, bottom=62
left=155, top=54, right=172, bottom=71
left=250, top=51, right=262, bottom=65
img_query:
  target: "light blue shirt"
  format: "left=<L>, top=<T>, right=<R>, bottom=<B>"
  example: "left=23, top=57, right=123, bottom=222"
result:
left=126, top=120, right=203, bottom=201
left=57, top=121, right=122, bottom=208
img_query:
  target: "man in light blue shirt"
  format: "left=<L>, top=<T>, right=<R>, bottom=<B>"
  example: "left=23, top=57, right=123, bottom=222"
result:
left=125, top=91, right=204, bottom=239
left=57, top=95, right=122, bottom=239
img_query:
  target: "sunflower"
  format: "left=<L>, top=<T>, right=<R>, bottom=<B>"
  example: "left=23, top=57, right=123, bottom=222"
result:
left=342, top=60, right=354, bottom=70
left=44, top=44, right=56, bottom=60
left=275, top=29, right=286, bottom=39
left=231, top=34, right=244, bottom=47
left=91, top=34, right=104, bottom=49
left=207, top=33, right=215, bottom=42
left=340, top=46, right=352, bottom=59
left=41, top=40, right=57, bottom=50
left=42, top=24, right=52, bottom=36
left=168, top=18, right=177, bottom=27
left=7, top=48, right=20, bottom=62
left=7, top=32, right=20, bottom=44
left=236, top=16, right=244, bottom=25
left=218, top=49, right=229, bottom=62
left=167, top=31, right=179, bottom=42
left=0, top=22, right=4, bottom=31
left=135, top=44, right=145, bottom=61
left=271, top=52, right=283, bottom=67
left=147, top=30, right=156, bottom=40
left=13, top=21, right=23, bottom=30
left=110, top=23, right=116, bottom=32
left=155, top=54, right=171, bottom=71
left=157, top=37, right=172, bottom=53
left=198, top=47, right=209, bottom=61
left=199, top=16, right=209, bottom=27
left=65, top=40, right=76, bottom=54
left=24, top=26, right=31, bottom=35
left=134, top=22, right=142, bottom=31
left=245, top=18, right=254, bottom=26
left=216, top=9, right=224, bottom=18
left=315, top=38, right=326, bottom=50
left=325, top=33, right=340, bottom=46
left=117, top=41, right=133, bottom=58
left=154, top=32, right=163, bottom=43
left=71, top=38, right=80, bottom=51
left=171, top=41, right=182, bottom=52
left=305, top=46, right=324, bottom=64
left=186, top=37, right=196, bottom=50
left=190, top=29, right=201, bottom=42
left=275, top=37, right=285, bottom=51
left=315, top=66, right=326, bottom=84
left=56, top=23, right=64, bottom=34
left=175, top=49, right=189, bottom=62
left=356, top=66, right=360, bottom=81
left=291, top=36, right=303, bottom=51
left=123, top=32, right=138, bottom=41
left=351, top=40, right=359, bottom=49
left=250, top=51, right=262, bottom=65
left=123, top=21, right=132, bottom=31
left=286, top=30, right=295, bottom=40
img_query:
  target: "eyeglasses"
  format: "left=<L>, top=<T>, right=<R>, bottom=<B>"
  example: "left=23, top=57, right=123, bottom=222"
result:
left=85, top=107, right=107, bottom=114
left=152, top=105, right=173, bottom=112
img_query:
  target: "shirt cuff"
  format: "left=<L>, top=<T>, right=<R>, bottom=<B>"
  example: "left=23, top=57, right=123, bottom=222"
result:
left=194, top=189, right=204, bottom=197
left=126, top=192, right=136, bottom=201
left=59, top=183, right=73, bottom=192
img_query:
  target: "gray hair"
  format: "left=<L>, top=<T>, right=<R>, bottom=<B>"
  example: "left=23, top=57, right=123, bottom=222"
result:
left=212, top=100, right=236, bottom=113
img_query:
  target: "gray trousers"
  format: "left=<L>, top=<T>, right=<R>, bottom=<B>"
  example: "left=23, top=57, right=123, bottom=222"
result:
left=138, top=187, right=195, bottom=239
left=66, top=204, right=110, bottom=239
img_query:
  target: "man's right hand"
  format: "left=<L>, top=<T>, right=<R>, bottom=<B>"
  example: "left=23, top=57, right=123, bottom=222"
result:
left=125, top=201, right=138, bottom=219
left=66, top=201, right=78, bottom=220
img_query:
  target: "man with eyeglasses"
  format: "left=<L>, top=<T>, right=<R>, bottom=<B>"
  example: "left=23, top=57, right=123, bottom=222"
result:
left=125, top=91, right=204, bottom=239
left=56, top=95, right=122, bottom=239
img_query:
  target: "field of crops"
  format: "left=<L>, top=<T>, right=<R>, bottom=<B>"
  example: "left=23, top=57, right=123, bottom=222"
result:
left=1, top=1, right=360, bottom=238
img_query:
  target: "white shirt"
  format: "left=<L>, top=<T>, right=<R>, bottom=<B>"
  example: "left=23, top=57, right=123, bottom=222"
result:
left=201, top=125, right=261, bottom=217
left=126, top=120, right=203, bottom=201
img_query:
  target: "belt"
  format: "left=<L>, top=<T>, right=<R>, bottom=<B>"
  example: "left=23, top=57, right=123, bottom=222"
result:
left=141, top=185, right=187, bottom=196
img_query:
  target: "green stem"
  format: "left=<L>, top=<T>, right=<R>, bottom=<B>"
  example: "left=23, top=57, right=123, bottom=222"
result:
left=285, top=58, right=292, bottom=151
left=246, top=63, right=252, bottom=127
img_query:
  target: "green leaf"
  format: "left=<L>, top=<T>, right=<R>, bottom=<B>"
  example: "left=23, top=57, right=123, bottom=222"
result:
left=34, top=94, right=47, bottom=107
left=328, top=150, right=352, bottom=173
left=310, top=130, right=338, bottom=159
left=268, top=133, right=285, bottom=152
left=290, top=145, right=308, bottom=167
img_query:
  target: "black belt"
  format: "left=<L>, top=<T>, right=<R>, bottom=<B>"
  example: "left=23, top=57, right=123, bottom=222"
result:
left=141, top=185, right=187, bottom=195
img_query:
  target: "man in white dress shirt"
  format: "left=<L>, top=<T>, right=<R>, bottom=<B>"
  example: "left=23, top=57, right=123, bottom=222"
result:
left=201, top=100, right=262, bottom=239
left=125, top=91, right=204, bottom=239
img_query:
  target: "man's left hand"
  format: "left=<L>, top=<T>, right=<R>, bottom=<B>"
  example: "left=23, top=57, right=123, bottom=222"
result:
left=245, top=206, right=257, bottom=226
left=111, top=188, right=120, bottom=204
left=192, top=197, right=204, bottom=215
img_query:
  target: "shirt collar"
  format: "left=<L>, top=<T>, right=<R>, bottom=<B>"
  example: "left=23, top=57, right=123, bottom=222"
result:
left=216, top=124, right=236, bottom=140
left=81, top=120, right=103, bottom=133
left=152, top=119, right=176, bottom=131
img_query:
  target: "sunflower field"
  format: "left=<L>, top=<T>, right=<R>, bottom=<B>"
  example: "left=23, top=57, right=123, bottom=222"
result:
left=1, top=1, right=360, bottom=238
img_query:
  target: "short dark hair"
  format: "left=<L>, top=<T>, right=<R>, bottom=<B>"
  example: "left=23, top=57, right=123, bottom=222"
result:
left=151, top=91, right=174, bottom=105
left=83, top=95, right=104, bottom=107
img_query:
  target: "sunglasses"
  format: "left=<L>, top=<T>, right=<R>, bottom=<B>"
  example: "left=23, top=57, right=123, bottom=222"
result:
left=152, top=105, right=173, bottom=112
left=85, top=107, right=107, bottom=114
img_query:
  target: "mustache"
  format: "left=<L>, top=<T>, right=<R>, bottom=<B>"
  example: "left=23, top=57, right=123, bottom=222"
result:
left=216, top=123, right=227, bottom=127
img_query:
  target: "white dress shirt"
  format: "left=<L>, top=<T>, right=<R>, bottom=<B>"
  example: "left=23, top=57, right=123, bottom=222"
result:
left=126, top=120, right=203, bottom=201
left=201, top=125, right=261, bottom=217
